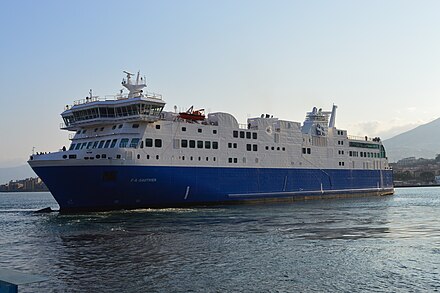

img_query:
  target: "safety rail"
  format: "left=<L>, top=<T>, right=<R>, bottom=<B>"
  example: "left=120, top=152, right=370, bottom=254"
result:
left=69, top=92, right=163, bottom=108
left=347, top=135, right=374, bottom=142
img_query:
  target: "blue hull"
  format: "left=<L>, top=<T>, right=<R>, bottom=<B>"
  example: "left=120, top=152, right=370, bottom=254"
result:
left=32, top=165, right=394, bottom=212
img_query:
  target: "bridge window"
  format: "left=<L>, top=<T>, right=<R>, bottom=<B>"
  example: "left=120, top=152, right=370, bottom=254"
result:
left=119, top=138, right=129, bottom=148
left=69, top=144, right=76, bottom=150
left=92, top=141, right=99, bottom=149
left=74, top=144, right=81, bottom=150
left=145, top=138, right=153, bottom=147
left=98, top=140, right=105, bottom=149
left=104, top=140, right=111, bottom=148
left=154, top=139, right=162, bottom=148
left=181, top=139, right=188, bottom=148
left=110, top=139, right=117, bottom=148
left=130, top=138, right=140, bottom=148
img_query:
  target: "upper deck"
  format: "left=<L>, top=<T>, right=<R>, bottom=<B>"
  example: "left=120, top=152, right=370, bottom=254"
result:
left=61, top=72, right=166, bottom=130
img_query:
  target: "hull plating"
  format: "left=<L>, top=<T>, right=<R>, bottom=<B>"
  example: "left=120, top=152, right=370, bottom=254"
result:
left=32, top=165, right=394, bottom=211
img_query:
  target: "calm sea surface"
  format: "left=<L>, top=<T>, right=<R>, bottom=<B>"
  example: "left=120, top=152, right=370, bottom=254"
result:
left=0, top=188, right=439, bottom=292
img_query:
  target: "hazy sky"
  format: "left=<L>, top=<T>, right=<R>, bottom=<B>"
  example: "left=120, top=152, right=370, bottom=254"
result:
left=1, top=0, right=440, bottom=167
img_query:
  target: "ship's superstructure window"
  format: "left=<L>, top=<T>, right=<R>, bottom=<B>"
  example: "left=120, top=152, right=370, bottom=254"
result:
left=156, top=125, right=161, bottom=129
left=98, top=141, right=105, bottom=148
left=240, top=131, right=245, bottom=138
left=213, top=129, right=217, bottom=134
left=155, top=139, right=162, bottom=148
left=197, top=141, right=203, bottom=148
left=302, top=147, right=311, bottom=154
left=119, top=138, right=129, bottom=148
left=253, top=133, right=257, bottom=139
left=245, top=143, right=258, bottom=151
left=246, top=132, right=251, bottom=139
left=182, top=127, right=186, bottom=131
left=213, top=142, right=218, bottom=149
left=75, top=144, right=81, bottom=150
left=197, top=128, right=202, bottom=133
left=110, top=139, right=117, bottom=148
left=118, top=124, right=123, bottom=129
left=130, top=138, right=140, bottom=148
left=181, top=139, right=188, bottom=148
left=189, top=140, right=195, bottom=148
left=132, top=124, right=139, bottom=128
left=86, top=142, right=93, bottom=149
left=104, top=140, right=111, bottom=148
left=145, top=138, right=153, bottom=147
left=69, top=144, right=76, bottom=150
left=205, top=141, right=211, bottom=149
left=112, top=125, right=117, bottom=130
left=233, top=131, right=238, bottom=138
left=92, top=141, right=99, bottom=149
left=339, top=162, right=345, bottom=166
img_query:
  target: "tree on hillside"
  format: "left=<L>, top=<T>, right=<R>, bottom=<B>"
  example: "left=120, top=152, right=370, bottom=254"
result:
left=419, top=172, right=435, bottom=183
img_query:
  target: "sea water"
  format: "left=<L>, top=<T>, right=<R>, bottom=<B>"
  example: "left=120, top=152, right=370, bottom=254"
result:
left=0, top=188, right=439, bottom=292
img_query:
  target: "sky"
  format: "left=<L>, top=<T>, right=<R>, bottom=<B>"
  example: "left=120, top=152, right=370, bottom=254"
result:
left=1, top=0, right=440, bottom=167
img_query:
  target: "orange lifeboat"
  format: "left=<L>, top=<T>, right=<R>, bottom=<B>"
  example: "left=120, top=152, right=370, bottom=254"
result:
left=179, top=106, right=205, bottom=121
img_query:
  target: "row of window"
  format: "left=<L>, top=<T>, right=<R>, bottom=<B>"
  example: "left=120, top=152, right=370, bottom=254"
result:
left=337, top=140, right=344, bottom=145
left=69, top=139, right=119, bottom=150
left=181, top=126, right=217, bottom=134
left=336, top=130, right=345, bottom=135
left=338, top=150, right=345, bottom=155
left=265, top=146, right=286, bottom=151
left=180, top=140, right=219, bottom=149
left=349, top=151, right=382, bottom=158
left=338, top=162, right=345, bottom=166
left=233, top=130, right=257, bottom=139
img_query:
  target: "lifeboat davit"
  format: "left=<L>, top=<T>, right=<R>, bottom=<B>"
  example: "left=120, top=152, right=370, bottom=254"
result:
left=179, top=106, right=205, bottom=121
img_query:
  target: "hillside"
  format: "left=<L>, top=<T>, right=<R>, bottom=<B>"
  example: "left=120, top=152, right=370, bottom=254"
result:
left=384, top=117, right=440, bottom=162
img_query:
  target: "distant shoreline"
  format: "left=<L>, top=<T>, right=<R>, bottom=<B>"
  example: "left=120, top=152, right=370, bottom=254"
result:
left=394, top=184, right=440, bottom=188
left=0, top=190, right=49, bottom=193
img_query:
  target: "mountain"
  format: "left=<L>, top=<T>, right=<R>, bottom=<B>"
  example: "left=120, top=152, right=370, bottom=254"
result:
left=0, top=164, right=36, bottom=185
left=383, top=117, right=440, bottom=162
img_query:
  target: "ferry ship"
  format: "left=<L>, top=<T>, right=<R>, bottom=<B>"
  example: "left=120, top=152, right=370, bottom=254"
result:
left=28, top=71, right=394, bottom=212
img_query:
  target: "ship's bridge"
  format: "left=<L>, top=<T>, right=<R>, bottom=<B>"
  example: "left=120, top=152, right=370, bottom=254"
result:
left=61, top=71, right=165, bottom=130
